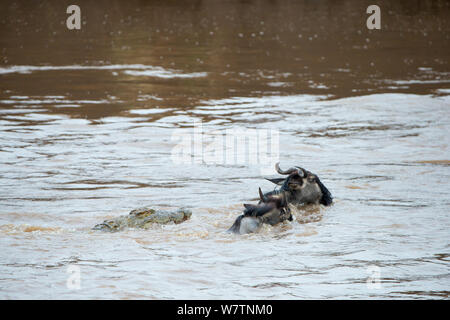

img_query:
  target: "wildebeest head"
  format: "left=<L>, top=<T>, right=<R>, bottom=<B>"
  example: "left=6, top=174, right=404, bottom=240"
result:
left=265, top=163, right=333, bottom=206
left=253, top=188, right=293, bottom=225
left=227, top=188, right=292, bottom=235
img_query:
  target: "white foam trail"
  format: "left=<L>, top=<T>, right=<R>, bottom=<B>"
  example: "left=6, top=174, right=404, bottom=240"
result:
left=0, top=99, right=109, bottom=104
left=0, top=64, right=207, bottom=79
left=385, top=79, right=450, bottom=85
left=124, top=70, right=207, bottom=78
left=0, top=64, right=149, bottom=74
left=129, top=108, right=173, bottom=115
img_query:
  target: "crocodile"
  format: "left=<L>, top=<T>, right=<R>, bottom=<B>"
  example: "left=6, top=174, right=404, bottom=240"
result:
left=93, top=207, right=192, bottom=232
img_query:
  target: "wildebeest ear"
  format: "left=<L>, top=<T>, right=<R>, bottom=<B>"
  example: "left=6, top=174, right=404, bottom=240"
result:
left=265, top=178, right=285, bottom=185
left=316, top=177, right=333, bottom=206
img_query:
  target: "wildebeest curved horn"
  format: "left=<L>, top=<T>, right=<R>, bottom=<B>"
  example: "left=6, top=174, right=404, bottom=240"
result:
left=295, top=166, right=307, bottom=177
left=259, top=187, right=268, bottom=202
left=275, top=162, right=299, bottom=175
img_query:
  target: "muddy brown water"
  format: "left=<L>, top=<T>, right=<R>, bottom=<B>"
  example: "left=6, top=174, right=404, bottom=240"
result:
left=0, top=0, right=449, bottom=299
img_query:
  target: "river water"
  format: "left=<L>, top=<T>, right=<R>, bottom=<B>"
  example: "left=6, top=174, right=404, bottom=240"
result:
left=0, top=0, right=449, bottom=299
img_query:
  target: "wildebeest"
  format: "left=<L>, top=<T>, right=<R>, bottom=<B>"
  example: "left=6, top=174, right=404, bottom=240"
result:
left=227, top=163, right=332, bottom=235
left=227, top=189, right=292, bottom=235
left=262, top=163, right=333, bottom=207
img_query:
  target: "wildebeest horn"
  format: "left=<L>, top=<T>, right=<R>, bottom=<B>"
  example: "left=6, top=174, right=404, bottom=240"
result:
left=295, top=166, right=307, bottom=177
left=259, top=187, right=268, bottom=202
left=265, top=178, right=285, bottom=185
left=275, top=162, right=299, bottom=175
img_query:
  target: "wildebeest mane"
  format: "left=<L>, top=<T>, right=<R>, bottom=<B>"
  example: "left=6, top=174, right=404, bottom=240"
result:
left=316, top=176, right=333, bottom=206
left=227, top=214, right=244, bottom=233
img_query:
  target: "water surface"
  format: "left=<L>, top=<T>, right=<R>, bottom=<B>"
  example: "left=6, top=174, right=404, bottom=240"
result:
left=0, top=0, right=449, bottom=299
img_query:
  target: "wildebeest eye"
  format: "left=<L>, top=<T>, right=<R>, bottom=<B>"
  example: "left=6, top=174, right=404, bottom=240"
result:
left=307, top=176, right=316, bottom=183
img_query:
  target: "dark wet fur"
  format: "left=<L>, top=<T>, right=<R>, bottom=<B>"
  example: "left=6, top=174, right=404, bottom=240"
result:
left=316, top=176, right=333, bottom=206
